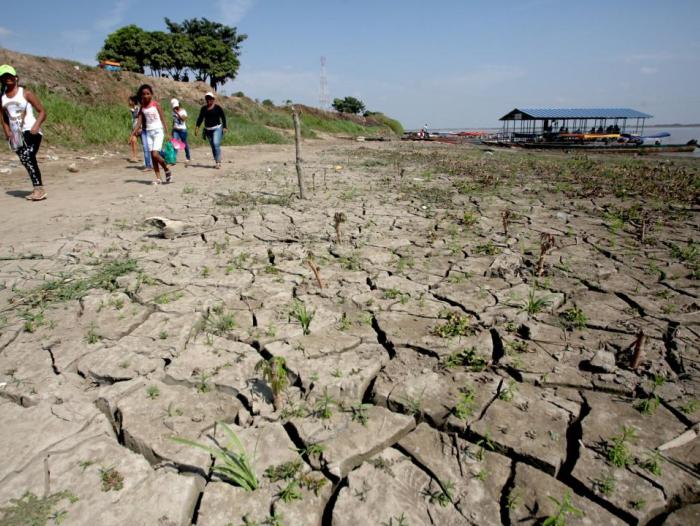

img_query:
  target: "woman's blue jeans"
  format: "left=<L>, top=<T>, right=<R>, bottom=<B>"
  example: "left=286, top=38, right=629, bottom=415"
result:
left=204, top=127, right=222, bottom=162
left=140, top=130, right=152, bottom=168
left=173, top=129, right=191, bottom=161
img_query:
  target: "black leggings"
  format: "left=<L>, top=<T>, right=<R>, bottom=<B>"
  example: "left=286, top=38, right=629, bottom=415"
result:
left=16, top=131, right=43, bottom=187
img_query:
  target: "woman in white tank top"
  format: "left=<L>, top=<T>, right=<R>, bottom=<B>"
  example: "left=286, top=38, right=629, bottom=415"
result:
left=0, top=64, right=48, bottom=201
left=130, top=84, right=172, bottom=185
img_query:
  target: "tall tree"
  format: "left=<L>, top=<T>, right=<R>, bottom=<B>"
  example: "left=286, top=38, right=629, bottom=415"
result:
left=164, top=17, right=247, bottom=89
left=97, top=25, right=150, bottom=73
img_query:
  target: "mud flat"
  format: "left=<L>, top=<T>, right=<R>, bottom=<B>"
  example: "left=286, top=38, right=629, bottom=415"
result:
left=0, top=140, right=698, bottom=525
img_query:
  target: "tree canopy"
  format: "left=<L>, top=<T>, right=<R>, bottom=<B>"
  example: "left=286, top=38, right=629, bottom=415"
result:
left=97, top=18, right=247, bottom=89
left=332, top=96, right=366, bottom=115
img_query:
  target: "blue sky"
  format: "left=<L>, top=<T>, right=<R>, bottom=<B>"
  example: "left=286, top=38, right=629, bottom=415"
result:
left=1, top=0, right=699, bottom=128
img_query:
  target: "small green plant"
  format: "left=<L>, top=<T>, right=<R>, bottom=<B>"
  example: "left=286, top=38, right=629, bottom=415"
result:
left=146, top=385, right=160, bottom=400
left=594, top=473, right=616, bottom=496
left=506, top=489, right=522, bottom=510
left=297, top=443, right=325, bottom=458
left=85, top=322, right=102, bottom=344
left=521, top=289, right=552, bottom=316
left=543, top=490, right=584, bottom=526
left=182, top=184, right=195, bottom=195
left=277, top=480, right=303, bottom=503
left=172, top=422, right=258, bottom=491
left=475, top=432, right=496, bottom=460
left=441, top=347, right=488, bottom=371
left=201, top=266, right=211, bottom=278
left=21, top=309, right=46, bottom=333
left=453, top=385, right=476, bottom=419
left=338, top=312, right=352, bottom=331
left=264, top=460, right=303, bottom=482
left=461, top=211, right=478, bottom=227
left=474, top=241, right=499, bottom=255
left=498, top=380, right=517, bottom=402
left=630, top=499, right=646, bottom=511
left=351, top=403, right=371, bottom=426
left=0, top=491, right=78, bottom=526
left=402, top=388, right=425, bottom=416
left=298, top=472, right=327, bottom=496
left=99, top=466, right=124, bottom=492
left=680, top=398, right=699, bottom=414
left=475, top=468, right=488, bottom=481
left=196, top=372, right=212, bottom=393
left=425, top=480, right=454, bottom=507
left=606, top=426, right=637, bottom=468
left=154, top=290, right=184, bottom=304
left=255, top=357, right=289, bottom=411
left=560, top=306, right=587, bottom=330
left=203, top=304, right=237, bottom=335
left=314, top=390, right=336, bottom=419
left=158, top=330, right=168, bottom=340
left=381, top=513, right=408, bottom=526
left=289, top=299, right=315, bottom=335
left=431, top=311, right=473, bottom=338
left=641, top=449, right=663, bottom=477
left=635, top=394, right=660, bottom=415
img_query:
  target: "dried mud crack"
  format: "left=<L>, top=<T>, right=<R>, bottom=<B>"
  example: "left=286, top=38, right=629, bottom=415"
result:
left=0, top=140, right=699, bottom=525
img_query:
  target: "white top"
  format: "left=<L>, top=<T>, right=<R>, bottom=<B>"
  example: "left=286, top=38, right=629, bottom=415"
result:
left=2, top=87, right=39, bottom=133
left=141, top=102, right=163, bottom=131
left=173, top=108, right=187, bottom=130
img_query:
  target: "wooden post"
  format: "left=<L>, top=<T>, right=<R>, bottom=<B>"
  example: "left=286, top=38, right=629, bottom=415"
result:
left=292, top=107, right=305, bottom=199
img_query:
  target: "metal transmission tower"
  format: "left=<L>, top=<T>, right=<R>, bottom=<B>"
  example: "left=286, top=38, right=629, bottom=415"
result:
left=319, top=56, right=330, bottom=109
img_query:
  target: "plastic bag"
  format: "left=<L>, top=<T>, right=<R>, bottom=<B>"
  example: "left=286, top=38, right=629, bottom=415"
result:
left=162, top=140, right=177, bottom=165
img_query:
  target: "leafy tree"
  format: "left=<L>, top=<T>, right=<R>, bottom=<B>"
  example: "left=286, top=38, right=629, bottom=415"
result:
left=164, top=17, right=246, bottom=88
left=164, top=33, right=194, bottom=81
left=332, top=96, right=366, bottom=115
left=97, top=25, right=150, bottom=73
left=97, top=18, right=246, bottom=87
left=145, top=32, right=173, bottom=77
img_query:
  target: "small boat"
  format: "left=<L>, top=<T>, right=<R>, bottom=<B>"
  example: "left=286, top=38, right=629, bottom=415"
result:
left=518, top=139, right=697, bottom=154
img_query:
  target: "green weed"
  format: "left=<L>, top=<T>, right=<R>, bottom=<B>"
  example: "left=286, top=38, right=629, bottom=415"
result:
left=172, top=422, right=258, bottom=491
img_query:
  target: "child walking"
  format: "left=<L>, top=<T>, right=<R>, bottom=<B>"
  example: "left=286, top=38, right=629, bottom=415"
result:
left=130, top=84, right=172, bottom=185
left=171, top=99, right=191, bottom=164
left=0, top=64, right=48, bottom=201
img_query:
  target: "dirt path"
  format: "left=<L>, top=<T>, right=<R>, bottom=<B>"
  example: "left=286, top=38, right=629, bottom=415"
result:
left=0, top=140, right=698, bottom=525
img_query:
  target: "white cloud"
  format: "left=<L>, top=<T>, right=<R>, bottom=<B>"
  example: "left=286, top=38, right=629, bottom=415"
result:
left=0, top=27, right=12, bottom=38
left=640, top=66, right=658, bottom=75
left=217, top=0, right=256, bottom=25
left=95, top=0, right=131, bottom=32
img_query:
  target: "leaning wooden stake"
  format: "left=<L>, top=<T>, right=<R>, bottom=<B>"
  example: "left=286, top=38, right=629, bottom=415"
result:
left=630, top=330, right=646, bottom=370
left=306, top=258, right=324, bottom=289
left=292, top=108, right=305, bottom=199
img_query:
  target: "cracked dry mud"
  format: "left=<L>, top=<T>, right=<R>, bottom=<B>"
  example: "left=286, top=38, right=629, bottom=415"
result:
left=0, top=140, right=699, bottom=525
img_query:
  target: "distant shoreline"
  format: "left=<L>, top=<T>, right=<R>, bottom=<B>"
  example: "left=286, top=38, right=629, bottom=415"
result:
left=648, top=124, right=700, bottom=128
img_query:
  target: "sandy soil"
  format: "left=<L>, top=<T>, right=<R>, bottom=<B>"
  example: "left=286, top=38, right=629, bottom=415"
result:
left=0, top=140, right=698, bottom=525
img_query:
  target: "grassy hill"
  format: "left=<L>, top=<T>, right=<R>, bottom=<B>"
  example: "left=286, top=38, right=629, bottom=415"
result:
left=0, top=48, right=403, bottom=149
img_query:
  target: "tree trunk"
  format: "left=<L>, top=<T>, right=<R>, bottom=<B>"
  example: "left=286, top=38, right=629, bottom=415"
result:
left=292, top=108, right=305, bottom=199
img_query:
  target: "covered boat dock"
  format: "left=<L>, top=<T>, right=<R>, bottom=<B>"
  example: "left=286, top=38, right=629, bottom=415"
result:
left=499, top=108, right=653, bottom=141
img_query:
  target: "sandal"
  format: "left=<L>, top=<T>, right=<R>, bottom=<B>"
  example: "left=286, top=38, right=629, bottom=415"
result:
left=26, top=189, right=47, bottom=201
left=152, top=180, right=161, bottom=186
left=165, top=170, right=173, bottom=184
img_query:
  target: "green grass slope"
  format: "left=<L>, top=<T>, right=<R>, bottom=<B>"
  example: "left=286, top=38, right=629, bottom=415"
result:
left=0, top=47, right=403, bottom=149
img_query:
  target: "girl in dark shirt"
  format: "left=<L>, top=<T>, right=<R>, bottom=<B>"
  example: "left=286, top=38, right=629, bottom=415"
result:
left=195, top=92, right=227, bottom=169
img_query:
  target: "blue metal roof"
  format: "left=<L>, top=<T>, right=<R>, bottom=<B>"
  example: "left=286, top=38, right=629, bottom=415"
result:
left=500, top=108, right=653, bottom=120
